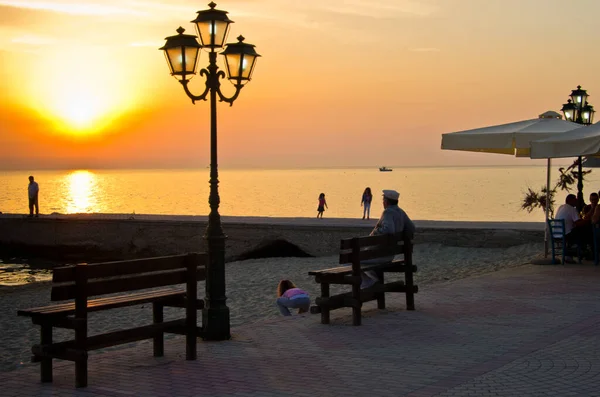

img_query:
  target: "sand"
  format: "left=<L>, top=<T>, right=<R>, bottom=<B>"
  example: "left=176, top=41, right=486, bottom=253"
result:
left=0, top=242, right=543, bottom=372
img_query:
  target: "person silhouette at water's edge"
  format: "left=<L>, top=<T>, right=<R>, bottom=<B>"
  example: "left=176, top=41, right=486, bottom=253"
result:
left=27, top=175, right=39, bottom=218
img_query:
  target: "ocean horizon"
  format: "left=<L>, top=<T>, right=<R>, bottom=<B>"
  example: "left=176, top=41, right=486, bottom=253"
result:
left=0, top=165, right=595, bottom=223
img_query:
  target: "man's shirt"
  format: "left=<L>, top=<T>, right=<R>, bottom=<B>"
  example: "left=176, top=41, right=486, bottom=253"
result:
left=28, top=182, right=39, bottom=199
left=370, top=205, right=415, bottom=236
left=555, top=204, right=579, bottom=235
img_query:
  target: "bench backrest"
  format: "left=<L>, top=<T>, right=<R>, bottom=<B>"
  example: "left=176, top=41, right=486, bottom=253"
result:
left=339, top=232, right=413, bottom=269
left=51, top=253, right=206, bottom=301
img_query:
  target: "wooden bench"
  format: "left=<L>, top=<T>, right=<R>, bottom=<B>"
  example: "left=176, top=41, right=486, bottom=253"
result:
left=308, top=232, right=418, bottom=325
left=17, top=253, right=206, bottom=388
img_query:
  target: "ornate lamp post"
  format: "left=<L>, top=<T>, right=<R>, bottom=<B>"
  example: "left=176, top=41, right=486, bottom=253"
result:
left=561, top=85, right=596, bottom=211
left=159, top=2, right=260, bottom=341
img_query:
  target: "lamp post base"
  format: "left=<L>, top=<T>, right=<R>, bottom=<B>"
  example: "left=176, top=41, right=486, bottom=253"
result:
left=202, top=307, right=231, bottom=341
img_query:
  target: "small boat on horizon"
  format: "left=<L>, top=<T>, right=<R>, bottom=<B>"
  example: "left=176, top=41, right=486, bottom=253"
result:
left=379, top=166, right=393, bottom=172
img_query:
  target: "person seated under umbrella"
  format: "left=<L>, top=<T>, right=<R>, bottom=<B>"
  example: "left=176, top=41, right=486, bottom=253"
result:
left=555, top=194, right=591, bottom=261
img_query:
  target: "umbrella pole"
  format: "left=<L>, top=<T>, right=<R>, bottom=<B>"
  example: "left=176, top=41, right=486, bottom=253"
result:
left=544, top=158, right=551, bottom=258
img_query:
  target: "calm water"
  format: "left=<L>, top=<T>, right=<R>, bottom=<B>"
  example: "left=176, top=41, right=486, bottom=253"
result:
left=0, top=166, right=595, bottom=222
left=0, top=259, right=53, bottom=286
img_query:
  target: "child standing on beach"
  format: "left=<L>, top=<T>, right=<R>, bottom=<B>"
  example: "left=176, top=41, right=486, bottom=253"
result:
left=317, top=193, right=328, bottom=218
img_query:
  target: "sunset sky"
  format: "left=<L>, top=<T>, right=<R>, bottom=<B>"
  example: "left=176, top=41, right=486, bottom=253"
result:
left=1, top=0, right=599, bottom=170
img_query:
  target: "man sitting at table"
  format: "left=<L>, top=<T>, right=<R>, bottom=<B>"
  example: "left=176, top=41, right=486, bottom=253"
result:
left=555, top=194, right=589, bottom=260
left=582, top=192, right=599, bottom=224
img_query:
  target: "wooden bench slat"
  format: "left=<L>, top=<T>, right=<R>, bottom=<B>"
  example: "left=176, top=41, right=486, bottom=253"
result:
left=32, top=319, right=186, bottom=356
left=53, top=253, right=206, bottom=282
left=315, top=274, right=361, bottom=285
left=308, top=260, right=408, bottom=276
left=20, top=289, right=182, bottom=315
left=314, top=281, right=418, bottom=309
left=18, top=289, right=202, bottom=318
left=51, top=266, right=206, bottom=301
left=339, top=246, right=407, bottom=264
left=339, top=232, right=410, bottom=249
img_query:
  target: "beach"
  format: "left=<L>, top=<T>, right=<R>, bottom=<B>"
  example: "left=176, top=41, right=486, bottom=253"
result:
left=0, top=241, right=543, bottom=373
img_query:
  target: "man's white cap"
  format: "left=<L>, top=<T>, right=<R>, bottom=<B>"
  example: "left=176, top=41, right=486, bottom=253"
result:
left=382, top=189, right=400, bottom=200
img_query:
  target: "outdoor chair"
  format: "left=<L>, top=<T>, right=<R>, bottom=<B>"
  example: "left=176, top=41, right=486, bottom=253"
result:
left=593, top=224, right=600, bottom=266
left=547, top=219, right=582, bottom=265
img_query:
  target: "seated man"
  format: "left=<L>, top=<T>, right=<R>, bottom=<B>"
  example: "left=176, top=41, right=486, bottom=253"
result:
left=592, top=190, right=600, bottom=225
left=581, top=192, right=599, bottom=225
left=555, top=194, right=589, bottom=260
left=361, top=189, right=415, bottom=288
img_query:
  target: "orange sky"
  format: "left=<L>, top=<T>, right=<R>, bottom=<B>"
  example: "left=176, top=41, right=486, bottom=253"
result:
left=1, top=0, right=599, bottom=170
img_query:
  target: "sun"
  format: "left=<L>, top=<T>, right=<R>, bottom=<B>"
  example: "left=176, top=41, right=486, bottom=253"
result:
left=25, top=46, right=135, bottom=137
left=53, top=84, right=110, bottom=130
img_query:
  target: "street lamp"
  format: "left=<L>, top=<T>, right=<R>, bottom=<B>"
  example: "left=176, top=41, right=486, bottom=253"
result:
left=561, top=85, right=596, bottom=212
left=159, top=2, right=260, bottom=341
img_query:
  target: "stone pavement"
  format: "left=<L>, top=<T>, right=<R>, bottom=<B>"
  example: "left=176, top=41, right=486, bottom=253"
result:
left=2, top=264, right=600, bottom=396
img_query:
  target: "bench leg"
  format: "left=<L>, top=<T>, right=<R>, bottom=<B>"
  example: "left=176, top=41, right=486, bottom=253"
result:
left=40, top=323, right=52, bottom=383
left=352, top=282, right=361, bottom=326
left=153, top=302, right=164, bottom=357
left=376, top=271, right=385, bottom=310
left=75, top=359, right=87, bottom=388
left=185, top=303, right=197, bottom=361
left=320, top=283, right=330, bottom=324
left=74, top=312, right=88, bottom=388
left=405, top=270, right=415, bottom=311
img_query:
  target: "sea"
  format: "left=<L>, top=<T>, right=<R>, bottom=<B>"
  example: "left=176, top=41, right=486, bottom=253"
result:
left=0, top=165, right=594, bottom=285
left=0, top=165, right=595, bottom=221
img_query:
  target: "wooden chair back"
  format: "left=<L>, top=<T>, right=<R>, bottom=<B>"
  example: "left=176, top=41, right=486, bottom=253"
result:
left=547, top=218, right=566, bottom=240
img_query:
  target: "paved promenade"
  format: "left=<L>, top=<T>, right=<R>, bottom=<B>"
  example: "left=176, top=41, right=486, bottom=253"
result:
left=3, top=263, right=600, bottom=396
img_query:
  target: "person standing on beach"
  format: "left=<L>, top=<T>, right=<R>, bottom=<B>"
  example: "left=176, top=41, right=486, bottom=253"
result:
left=317, top=193, right=328, bottom=218
left=360, top=189, right=415, bottom=288
left=27, top=175, right=39, bottom=218
left=361, top=187, right=373, bottom=220
left=276, top=279, right=310, bottom=316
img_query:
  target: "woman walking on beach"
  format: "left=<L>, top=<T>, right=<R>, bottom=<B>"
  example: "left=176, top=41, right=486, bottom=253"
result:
left=361, top=187, right=373, bottom=220
left=276, top=279, right=310, bottom=316
left=317, top=193, right=328, bottom=218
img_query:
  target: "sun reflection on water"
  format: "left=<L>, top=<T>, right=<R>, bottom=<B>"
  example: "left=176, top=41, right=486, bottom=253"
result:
left=64, top=170, right=98, bottom=213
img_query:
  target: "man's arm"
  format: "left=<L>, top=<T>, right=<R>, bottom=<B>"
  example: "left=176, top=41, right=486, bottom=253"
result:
left=572, top=207, right=586, bottom=227
left=373, top=210, right=394, bottom=235
left=404, top=216, right=416, bottom=238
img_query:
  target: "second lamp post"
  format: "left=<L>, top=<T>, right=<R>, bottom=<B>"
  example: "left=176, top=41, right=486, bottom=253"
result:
left=160, top=2, right=260, bottom=341
left=561, top=85, right=595, bottom=212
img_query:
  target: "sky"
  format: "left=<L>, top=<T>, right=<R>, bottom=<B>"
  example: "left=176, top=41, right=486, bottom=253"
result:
left=1, top=0, right=599, bottom=170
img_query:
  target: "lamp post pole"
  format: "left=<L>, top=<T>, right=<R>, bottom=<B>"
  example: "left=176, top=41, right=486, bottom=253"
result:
left=160, top=3, right=260, bottom=341
left=203, top=49, right=229, bottom=340
left=561, top=86, right=596, bottom=213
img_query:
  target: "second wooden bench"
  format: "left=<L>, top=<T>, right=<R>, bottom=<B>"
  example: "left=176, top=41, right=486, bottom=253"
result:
left=309, top=232, right=418, bottom=325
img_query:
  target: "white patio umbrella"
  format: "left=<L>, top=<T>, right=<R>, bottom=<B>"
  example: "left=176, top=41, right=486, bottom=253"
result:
left=441, top=111, right=582, bottom=255
left=530, top=121, right=600, bottom=159
left=441, top=111, right=581, bottom=157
